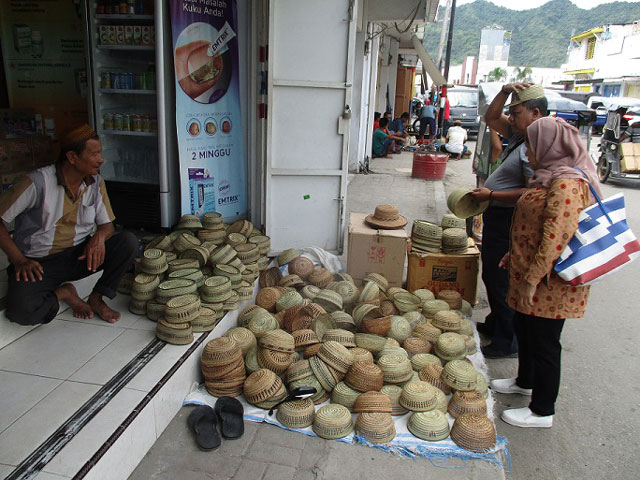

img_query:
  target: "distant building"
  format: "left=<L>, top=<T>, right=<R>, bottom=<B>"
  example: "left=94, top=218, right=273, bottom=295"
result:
left=477, top=27, right=511, bottom=82
left=562, top=20, right=640, bottom=97
left=460, top=56, right=478, bottom=84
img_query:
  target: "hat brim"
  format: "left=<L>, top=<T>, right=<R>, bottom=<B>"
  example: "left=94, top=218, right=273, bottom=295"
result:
left=365, top=214, right=408, bottom=230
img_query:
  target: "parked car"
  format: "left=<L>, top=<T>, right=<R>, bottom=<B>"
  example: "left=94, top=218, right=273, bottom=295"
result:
left=447, top=86, right=479, bottom=135
left=545, top=91, right=596, bottom=127
left=587, top=96, right=640, bottom=133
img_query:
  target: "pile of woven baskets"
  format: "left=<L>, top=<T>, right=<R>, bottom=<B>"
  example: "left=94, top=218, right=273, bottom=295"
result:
left=200, top=254, right=496, bottom=453
left=410, top=214, right=470, bottom=255
left=118, top=214, right=271, bottom=345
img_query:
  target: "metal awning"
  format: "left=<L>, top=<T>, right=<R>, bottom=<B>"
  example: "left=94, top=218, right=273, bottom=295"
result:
left=571, top=28, right=603, bottom=43
left=411, top=34, right=447, bottom=86
left=563, top=68, right=596, bottom=75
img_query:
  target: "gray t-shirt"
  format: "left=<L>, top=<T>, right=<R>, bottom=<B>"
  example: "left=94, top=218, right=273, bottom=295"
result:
left=484, top=138, right=533, bottom=207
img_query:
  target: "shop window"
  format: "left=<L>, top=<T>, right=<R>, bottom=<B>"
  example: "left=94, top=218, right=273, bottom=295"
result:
left=585, top=37, right=596, bottom=60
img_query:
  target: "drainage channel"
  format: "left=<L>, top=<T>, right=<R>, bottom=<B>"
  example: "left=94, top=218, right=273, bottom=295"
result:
left=6, top=338, right=167, bottom=480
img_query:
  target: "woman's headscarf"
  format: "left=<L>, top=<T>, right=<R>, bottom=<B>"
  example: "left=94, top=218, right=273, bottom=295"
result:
left=526, top=116, right=602, bottom=197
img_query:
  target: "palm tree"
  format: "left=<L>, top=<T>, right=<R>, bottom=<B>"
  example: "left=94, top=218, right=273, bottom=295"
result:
left=515, top=65, right=533, bottom=82
left=487, top=67, right=506, bottom=82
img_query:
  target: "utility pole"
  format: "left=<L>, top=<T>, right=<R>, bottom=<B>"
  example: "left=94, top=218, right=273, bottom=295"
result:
left=436, top=0, right=452, bottom=69
left=438, top=0, right=456, bottom=138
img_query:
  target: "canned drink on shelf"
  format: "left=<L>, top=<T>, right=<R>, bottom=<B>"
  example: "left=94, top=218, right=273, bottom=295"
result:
left=108, top=25, right=117, bottom=45
left=104, top=113, right=114, bottom=131
left=136, top=73, right=145, bottom=90
left=113, top=113, right=123, bottom=130
left=124, top=73, right=132, bottom=89
left=133, top=25, right=142, bottom=45
left=141, top=26, right=151, bottom=45
left=145, top=71, right=155, bottom=90
left=101, top=71, right=111, bottom=89
left=99, top=26, right=109, bottom=45
left=142, top=115, right=151, bottom=132
left=133, top=115, right=143, bottom=132
left=113, top=72, right=121, bottom=89
left=151, top=116, right=157, bottom=132
left=123, top=114, right=132, bottom=131
left=116, top=25, right=125, bottom=45
left=125, top=26, right=134, bottom=45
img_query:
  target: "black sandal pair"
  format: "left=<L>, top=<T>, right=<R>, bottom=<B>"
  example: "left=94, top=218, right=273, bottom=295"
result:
left=187, top=397, right=244, bottom=451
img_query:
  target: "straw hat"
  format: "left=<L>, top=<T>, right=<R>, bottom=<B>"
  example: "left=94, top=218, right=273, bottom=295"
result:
left=244, top=347, right=260, bottom=375
left=317, top=341, right=354, bottom=374
left=437, top=290, right=463, bottom=310
left=141, top=248, right=168, bottom=275
left=314, top=289, right=343, bottom=313
left=256, top=287, right=282, bottom=312
left=354, top=333, right=387, bottom=353
left=332, top=381, right=361, bottom=410
left=322, top=328, right=356, bottom=348
left=352, top=304, right=383, bottom=328
left=131, top=273, right=160, bottom=301
left=447, top=188, right=489, bottom=219
left=191, top=307, right=216, bottom=332
left=286, top=358, right=314, bottom=384
left=412, top=322, right=442, bottom=344
left=411, top=353, right=441, bottom=371
left=308, top=356, right=339, bottom=392
left=308, top=267, right=334, bottom=289
left=392, top=292, right=421, bottom=314
left=289, top=374, right=328, bottom=404
left=364, top=273, right=389, bottom=292
left=388, top=316, right=412, bottom=343
left=361, top=315, right=391, bottom=336
left=441, top=359, right=478, bottom=392
left=310, top=313, right=336, bottom=341
left=248, top=314, right=279, bottom=339
left=167, top=258, right=199, bottom=273
left=288, top=256, right=315, bottom=280
left=403, top=337, right=432, bottom=357
left=408, top=410, right=450, bottom=442
left=413, top=289, right=435, bottom=304
left=292, top=329, right=319, bottom=351
left=145, top=300, right=165, bottom=321
left=301, top=284, right=321, bottom=300
left=238, top=305, right=269, bottom=328
left=243, top=368, right=283, bottom=405
left=259, top=329, right=295, bottom=353
left=380, top=385, right=407, bottom=416
left=463, top=335, right=477, bottom=355
left=418, top=363, right=451, bottom=394
left=328, top=282, right=360, bottom=307
left=448, top=390, right=487, bottom=418
left=257, top=348, right=294, bottom=375
left=441, top=213, right=466, bottom=230
left=365, top=204, right=407, bottom=230
left=202, top=337, right=242, bottom=367
left=450, top=413, right=496, bottom=452
left=146, top=235, right=173, bottom=252
left=353, top=391, right=392, bottom=413
left=165, top=294, right=201, bottom=323
left=156, top=319, right=194, bottom=345
left=277, top=248, right=301, bottom=266
left=329, top=311, right=356, bottom=332
left=155, top=279, right=197, bottom=304
left=377, top=354, right=413, bottom=385
left=168, top=267, right=205, bottom=287
left=422, top=299, right=450, bottom=318
left=355, top=412, right=396, bottom=444
left=457, top=318, right=475, bottom=337
left=507, top=83, right=545, bottom=107
left=399, top=380, right=438, bottom=412
left=259, top=267, right=282, bottom=289
left=345, top=361, right=384, bottom=392
left=276, top=398, right=315, bottom=429
left=403, top=311, right=426, bottom=329
left=380, top=299, right=398, bottom=316
left=313, top=404, right=354, bottom=440
left=432, top=310, right=462, bottom=332
left=434, top=332, right=467, bottom=362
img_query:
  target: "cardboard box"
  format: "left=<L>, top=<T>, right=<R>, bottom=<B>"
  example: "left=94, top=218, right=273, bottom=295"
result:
left=407, top=238, right=480, bottom=304
left=621, top=143, right=640, bottom=173
left=347, top=213, right=408, bottom=288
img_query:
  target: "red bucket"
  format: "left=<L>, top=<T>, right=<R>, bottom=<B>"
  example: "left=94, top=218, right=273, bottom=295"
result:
left=411, top=152, right=449, bottom=180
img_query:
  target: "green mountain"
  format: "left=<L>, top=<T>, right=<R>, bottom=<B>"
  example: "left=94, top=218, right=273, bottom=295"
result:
left=423, top=0, right=640, bottom=68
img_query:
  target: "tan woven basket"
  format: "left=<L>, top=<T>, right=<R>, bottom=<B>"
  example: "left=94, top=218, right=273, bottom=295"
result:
left=353, top=391, right=392, bottom=413
left=286, top=359, right=314, bottom=384
left=432, top=310, right=462, bottom=332
left=259, top=267, right=282, bottom=288
left=243, top=368, right=283, bottom=405
left=448, top=390, right=487, bottom=418
left=224, top=327, right=257, bottom=355
left=292, top=329, right=319, bottom=351
left=377, top=354, right=413, bottom=384
left=317, top=341, right=354, bottom=374
left=412, top=322, right=442, bottom=344
left=399, top=380, right=438, bottom=412
left=417, top=363, right=452, bottom=394
left=307, top=267, right=334, bottom=289
left=407, top=410, right=450, bottom=442
left=322, top=328, right=356, bottom=348
left=259, top=329, right=295, bottom=353
left=312, top=404, right=353, bottom=440
left=329, top=311, right=356, bottom=332
left=380, top=385, right=407, bottom=416
left=411, top=353, right=441, bottom=371
left=450, top=413, right=496, bottom=452
left=360, top=315, right=391, bottom=336
left=350, top=347, right=374, bottom=364
left=344, top=361, right=384, bottom=392
left=287, top=256, right=315, bottom=280
left=441, top=359, right=478, bottom=392
left=434, top=332, right=467, bottom=362
left=276, top=398, right=315, bottom=429
left=403, top=337, right=432, bottom=356
left=355, top=412, right=396, bottom=444
left=165, top=294, right=201, bottom=323
left=331, top=381, right=361, bottom=410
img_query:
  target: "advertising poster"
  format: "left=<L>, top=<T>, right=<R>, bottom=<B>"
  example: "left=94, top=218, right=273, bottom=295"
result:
left=169, top=0, right=247, bottom=220
left=0, top=0, right=88, bottom=137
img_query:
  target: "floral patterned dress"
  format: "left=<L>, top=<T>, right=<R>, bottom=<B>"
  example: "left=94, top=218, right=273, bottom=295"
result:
left=507, top=178, right=594, bottom=319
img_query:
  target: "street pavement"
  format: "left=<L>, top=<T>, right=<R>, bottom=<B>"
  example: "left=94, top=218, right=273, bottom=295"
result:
left=130, top=139, right=640, bottom=479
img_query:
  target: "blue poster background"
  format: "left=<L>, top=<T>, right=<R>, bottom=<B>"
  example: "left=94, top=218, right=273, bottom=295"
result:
left=169, top=0, right=246, bottom=220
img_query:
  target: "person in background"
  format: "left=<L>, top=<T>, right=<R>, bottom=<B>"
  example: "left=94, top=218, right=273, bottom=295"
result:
left=619, top=120, right=640, bottom=142
left=440, top=120, right=468, bottom=159
left=0, top=125, right=138, bottom=325
left=470, top=83, right=547, bottom=359
left=373, top=112, right=381, bottom=133
left=418, top=101, right=437, bottom=141
left=390, top=112, right=410, bottom=141
left=494, top=116, right=598, bottom=428
left=441, top=95, right=451, bottom=137
left=372, top=117, right=405, bottom=158
left=383, top=111, right=392, bottom=123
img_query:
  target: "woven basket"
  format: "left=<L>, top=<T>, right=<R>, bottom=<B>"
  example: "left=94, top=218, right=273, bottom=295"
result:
left=436, top=289, right=463, bottom=310
left=209, top=244, right=237, bottom=265
left=244, top=347, right=260, bottom=375
left=257, top=347, right=294, bottom=375
left=248, top=314, right=279, bottom=339
left=292, top=329, right=319, bottom=351
left=360, top=315, right=391, bottom=336
left=213, top=264, right=241, bottom=283
left=422, top=300, right=451, bottom=319
left=350, top=347, right=374, bottom=364
left=228, top=219, right=254, bottom=237
left=386, top=316, right=411, bottom=343
left=412, top=322, right=442, bottom=344
left=177, top=214, right=203, bottom=230
left=287, top=256, right=314, bottom=280
left=375, top=346, right=409, bottom=361
left=289, top=375, right=327, bottom=404
left=276, top=398, right=315, bottom=429
left=377, top=354, right=413, bottom=385
left=310, top=313, right=336, bottom=342
left=379, top=385, right=407, bottom=416
left=141, top=248, right=168, bottom=274
left=224, top=327, right=257, bottom=355
left=313, top=289, right=343, bottom=313
left=226, top=232, right=247, bottom=248
left=255, top=287, right=282, bottom=312
left=353, top=391, right=392, bottom=413
left=259, top=267, right=282, bottom=288
left=441, top=359, right=478, bottom=392
left=173, top=232, right=202, bottom=253
left=321, top=329, right=355, bottom=348
left=201, top=212, right=223, bottom=228
left=448, top=390, right=487, bottom=418
left=191, top=307, right=217, bottom=332
left=131, top=273, right=160, bottom=301
left=286, top=359, right=313, bottom=384
left=275, top=290, right=304, bottom=313
left=399, top=380, right=438, bottom=412
left=202, top=337, right=242, bottom=368
left=457, top=318, right=475, bottom=337
left=279, top=274, right=304, bottom=289
left=378, top=299, right=397, bottom=316
left=238, top=305, right=269, bottom=328
left=352, top=304, right=384, bottom=327
left=168, top=267, right=204, bottom=287
left=155, top=279, right=197, bottom=304
left=392, top=292, right=421, bottom=313
left=317, top=341, right=354, bottom=375
left=418, top=363, right=452, bottom=394
left=450, top=413, right=496, bottom=452
left=413, top=289, right=436, bottom=305
left=307, top=267, right=334, bottom=289
left=411, top=353, right=441, bottom=371
left=165, top=294, right=201, bottom=323
left=156, top=322, right=194, bottom=345
left=345, top=361, right=384, bottom=392
left=432, top=310, right=462, bottom=332
left=303, top=343, right=322, bottom=359
left=275, top=248, right=300, bottom=266
left=167, top=258, right=200, bottom=273
left=447, top=188, right=490, bottom=219
left=146, top=235, right=173, bottom=252
left=146, top=300, right=165, bottom=321
left=363, top=272, right=389, bottom=292
left=403, top=337, right=432, bottom=357
left=355, top=412, right=395, bottom=444
left=329, top=311, right=356, bottom=332
left=354, top=333, right=387, bottom=353
left=308, top=356, right=338, bottom=391
left=328, top=282, right=359, bottom=307
left=441, top=213, right=466, bottom=230
left=434, top=333, right=467, bottom=362
left=243, top=368, right=283, bottom=405
left=403, top=311, right=426, bottom=329
left=259, top=329, right=295, bottom=353
left=408, top=410, right=450, bottom=442
left=358, top=282, right=380, bottom=303
left=179, top=246, right=209, bottom=268
left=313, top=404, right=353, bottom=440
left=331, top=382, right=360, bottom=410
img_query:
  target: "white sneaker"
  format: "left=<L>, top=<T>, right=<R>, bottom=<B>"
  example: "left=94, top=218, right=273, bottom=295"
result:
left=501, top=407, right=553, bottom=428
left=490, top=377, right=532, bottom=396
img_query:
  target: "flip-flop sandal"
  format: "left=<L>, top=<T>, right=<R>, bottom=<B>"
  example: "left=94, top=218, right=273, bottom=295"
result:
left=214, top=397, right=244, bottom=439
left=187, top=405, right=221, bottom=451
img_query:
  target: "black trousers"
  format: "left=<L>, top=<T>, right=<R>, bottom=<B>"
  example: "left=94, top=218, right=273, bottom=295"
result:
left=481, top=206, right=517, bottom=352
left=514, top=311, right=566, bottom=416
left=6, top=231, right=138, bottom=326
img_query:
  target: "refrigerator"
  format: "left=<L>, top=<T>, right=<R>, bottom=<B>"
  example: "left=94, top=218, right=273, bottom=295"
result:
left=83, top=0, right=179, bottom=230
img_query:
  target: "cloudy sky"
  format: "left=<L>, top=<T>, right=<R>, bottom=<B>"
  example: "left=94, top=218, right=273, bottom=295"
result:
left=453, top=0, right=639, bottom=9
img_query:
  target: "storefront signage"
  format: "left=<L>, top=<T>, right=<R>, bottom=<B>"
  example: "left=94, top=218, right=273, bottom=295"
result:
left=169, top=0, right=246, bottom=219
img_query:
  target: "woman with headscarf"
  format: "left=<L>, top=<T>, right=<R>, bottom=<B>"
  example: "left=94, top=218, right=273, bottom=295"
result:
left=491, top=116, right=601, bottom=428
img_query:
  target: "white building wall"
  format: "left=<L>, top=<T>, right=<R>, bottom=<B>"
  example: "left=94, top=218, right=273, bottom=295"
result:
left=375, top=35, right=399, bottom=114
left=349, top=30, right=367, bottom=173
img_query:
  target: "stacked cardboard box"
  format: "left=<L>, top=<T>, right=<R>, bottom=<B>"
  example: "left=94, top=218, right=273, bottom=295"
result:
left=621, top=143, right=640, bottom=173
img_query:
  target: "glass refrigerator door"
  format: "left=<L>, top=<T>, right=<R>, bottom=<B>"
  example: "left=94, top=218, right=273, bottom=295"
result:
left=88, top=1, right=159, bottom=185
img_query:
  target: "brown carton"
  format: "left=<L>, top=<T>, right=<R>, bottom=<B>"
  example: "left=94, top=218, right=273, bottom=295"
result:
left=621, top=143, right=640, bottom=173
left=407, top=238, right=480, bottom=304
left=347, top=213, right=408, bottom=288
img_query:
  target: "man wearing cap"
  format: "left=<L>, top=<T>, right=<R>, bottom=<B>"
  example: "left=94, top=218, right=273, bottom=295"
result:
left=470, top=83, right=547, bottom=359
left=0, top=125, right=138, bottom=325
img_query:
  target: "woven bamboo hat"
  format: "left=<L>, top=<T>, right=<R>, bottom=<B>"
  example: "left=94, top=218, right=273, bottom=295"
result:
left=380, top=299, right=398, bottom=316
left=388, top=316, right=412, bottom=343
left=441, top=213, right=466, bottom=230
left=191, top=307, right=216, bottom=332
left=248, top=314, right=279, bottom=339
left=177, top=214, right=203, bottom=230
left=350, top=347, right=374, bottom=364
left=399, top=380, right=438, bottom=412
left=202, top=337, right=243, bottom=367
left=329, top=311, right=356, bottom=332
left=279, top=274, right=304, bottom=289
left=448, top=390, right=487, bottom=418
left=259, top=267, right=282, bottom=288
left=403, top=311, right=426, bottom=329
left=413, top=288, right=436, bottom=303
left=418, top=363, right=452, bottom=394
left=243, top=368, right=283, bottom=405
left=422, top=299, right=450, bottom=318
left=364, top=272, right=389, bottom=292
left=317, top=341, right=354, bottom=374
left=276, top=398, right=315, bottom=429
left=255, top=287, right=282, bottom=312
left=353, top=391, right=392, bottom=413
left=288, top=256, right=315, bottom=280
left=131, top=273, right=160, bottom=301
left=141, top=248, right=168, bottom=274
left=277, top=248, right=301, bottom=266
left=308, top=355, right=339, bottom=392
left=168, top=267, right=205, bottom=287
left=276, top=290, right=304, bottom=313
left=392, top=292, right=422, bottom=314
left=412, top=322, right=442, bottom=344
left=403, top=337, right=432, bottom=357
left=308, top=267, right=334, bottom=289
left=289, top=374, right=328, bottom=404
left=167, top=258, right=199, bottom=273
left=314, top=289, right=343, bottom=313
left=354, top=333, right=387, bottom=353
left=286, top=358, right=314, bottom=384
left=328, top=281, right=360, bottom=307
left=365, top=204, right=407, bottom=230
left=156, top=320, right=194, bottom=345
left=332, top=381, right=361, bottom=410
left=310, top=313, right=336, bottom=341
left=377, top=354, right=413, bottom=385
left=238, top=305, right=269, bottom=328
left=507, top=83, right=545, bottom=107
left=322, top=328, right=356, bottom=348
left=450, top=413, right=496, bottom=452
left=447, top=188, right=489, bottom=219
left=146, top=234, right=173, bottom=252
left=441, top=359, right=478, bottom=392
left=352, top=304, right=384, bottom=328
left=259, top=329, right=295, bottom=354
left=146, top=299, right=165, bottom=321
left=457, top=318, right=475, bottom=337
left=313, top=404, right=354, bottom=440
left=243, top=347, right=260, bottom=374
left=408, top=410, right=450, bottom=442
left=292, top=329, right=319, bottom=351
left=361, top=315, right=391, bottom=336
left=156, top=279, right=197, bottom=304
left=434, top=332, right=467, bottom=362
left=437, top=290, right=463, bottom=310
left=411, top=353, right=441, bottom=371
left=380, top=385, right=407, bottom=416
left=463, top=334, right=477, bottom=355
left=358, top=281, right=380, bottom=304
left=165, top=294, right=201, bottom=324
left=355, top=412, right=396, bottom=444
left=432, top=310, right=462, bottom=332
left=345, top=361, right=384, bottom=392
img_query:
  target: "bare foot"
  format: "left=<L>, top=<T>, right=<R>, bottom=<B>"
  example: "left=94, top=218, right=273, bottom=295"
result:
left=55, top=284, right=94, bottom=319
left=88, top=293, right=120, bottom=323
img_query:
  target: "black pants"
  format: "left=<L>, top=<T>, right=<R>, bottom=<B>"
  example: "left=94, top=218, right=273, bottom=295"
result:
left=419, top=117, right=436, bottom=139
left=6, top=231, right=138, bottom=326
left=514, top=311, right=566, bottom=416
left=481, top=206, right=517, bottom=352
